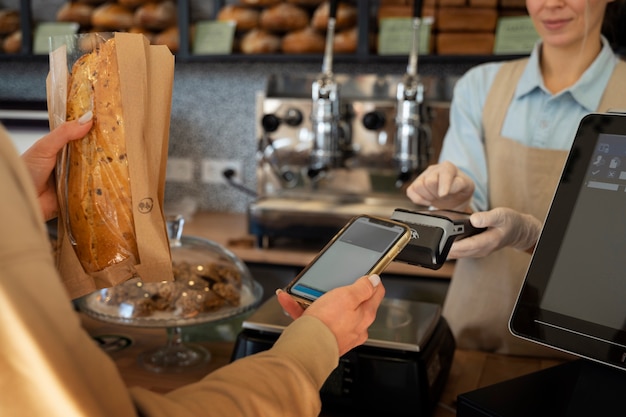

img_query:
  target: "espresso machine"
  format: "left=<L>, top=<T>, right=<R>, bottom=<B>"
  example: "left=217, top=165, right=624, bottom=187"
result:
left=239, top=6, right=456, bottom=416
left=248, top=0, right=436, bottom=247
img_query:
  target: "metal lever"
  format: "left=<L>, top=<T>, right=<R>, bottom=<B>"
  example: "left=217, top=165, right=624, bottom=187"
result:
left=393, top=0, right=431, bottom=187
left=308, top=0, right=342, bottom=181
left=257, top=113, right=298, bottom=188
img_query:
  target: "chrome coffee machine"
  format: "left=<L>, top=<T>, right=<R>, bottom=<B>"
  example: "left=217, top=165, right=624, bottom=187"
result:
left=249, top=3, right=438, bottom=247
left=249, top=72, right=435, bottom=247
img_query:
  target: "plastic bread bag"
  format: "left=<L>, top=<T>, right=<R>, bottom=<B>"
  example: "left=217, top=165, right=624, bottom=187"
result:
left=47, top=32, right=175, bottom=299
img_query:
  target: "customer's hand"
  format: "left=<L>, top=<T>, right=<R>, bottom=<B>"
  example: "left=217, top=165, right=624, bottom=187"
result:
left=277, top=274, right=385, bottom=356
left=406, top=161, right=475, bottom=212
left=21, top=112, right=93, bottom=220
left=448, top=207, right=542, bottom=259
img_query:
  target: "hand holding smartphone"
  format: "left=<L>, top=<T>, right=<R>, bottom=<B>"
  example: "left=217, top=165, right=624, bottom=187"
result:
left=284, top=215, right=411, bottom=307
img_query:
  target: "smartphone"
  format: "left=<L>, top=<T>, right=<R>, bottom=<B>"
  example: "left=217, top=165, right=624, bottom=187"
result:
left=284, top=214, right=411, bottom=307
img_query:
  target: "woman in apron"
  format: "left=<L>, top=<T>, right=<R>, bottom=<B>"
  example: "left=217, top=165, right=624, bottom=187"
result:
left=406, top=0, right=626, bottom=356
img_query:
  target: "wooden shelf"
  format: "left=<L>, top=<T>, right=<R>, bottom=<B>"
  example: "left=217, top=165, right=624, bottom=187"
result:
left=1, top=0, right=526, bottom=65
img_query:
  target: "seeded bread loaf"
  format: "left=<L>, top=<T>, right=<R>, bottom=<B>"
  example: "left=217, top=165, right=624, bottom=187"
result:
left=65, top=37, right=139, bottom=273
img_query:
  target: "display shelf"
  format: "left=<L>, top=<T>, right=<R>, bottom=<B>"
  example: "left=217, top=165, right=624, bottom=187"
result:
left=0, top=0, right=524, bottom=64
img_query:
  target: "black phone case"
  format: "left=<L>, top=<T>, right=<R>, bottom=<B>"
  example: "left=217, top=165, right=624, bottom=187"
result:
left=390, top=208, right=485, bottom=269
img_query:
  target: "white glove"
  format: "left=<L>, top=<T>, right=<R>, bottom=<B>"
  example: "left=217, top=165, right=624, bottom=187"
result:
left=448, top=207, right=542, bottom=259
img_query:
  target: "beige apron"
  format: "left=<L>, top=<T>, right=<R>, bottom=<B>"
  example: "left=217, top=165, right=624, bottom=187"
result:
left=443, top=58, right=626, bottom=356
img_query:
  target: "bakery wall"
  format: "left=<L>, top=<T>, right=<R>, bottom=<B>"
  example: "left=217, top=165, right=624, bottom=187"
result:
left=0, top=0, right=473, bottom=215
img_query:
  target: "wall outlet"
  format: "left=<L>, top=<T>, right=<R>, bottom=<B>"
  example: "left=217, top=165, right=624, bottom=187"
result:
left=166, top=157, right=194, bottom=182
left=201, top=158, right=243, bottom=184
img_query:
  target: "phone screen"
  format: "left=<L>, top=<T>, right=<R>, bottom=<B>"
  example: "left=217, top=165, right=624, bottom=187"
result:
left=287, top=216, right=409, bottom=302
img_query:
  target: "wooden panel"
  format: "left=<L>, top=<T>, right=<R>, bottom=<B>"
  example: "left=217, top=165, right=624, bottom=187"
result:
left=435, top=32, right=495, bottom=54
left=469, top=0, right=498, bottom=7
left=437, top=7, right=499, bottom=31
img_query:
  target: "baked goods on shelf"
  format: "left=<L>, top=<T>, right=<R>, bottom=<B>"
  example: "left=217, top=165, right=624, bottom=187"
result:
left=240, top=0, right=283, bottom=6
left=334, top=26, right=358, bottom=54
left=240, top=28, right=281, bottom=54
left=91, top=3, right=135, bottom=30
left=311, top=1, right=358, bottom=31
left=50, top=1, right=179, bottom=53
left=133, top=0, right=177, bottom=31
left=153, top=25, right=179, bottom=52
left=259, top=3, right=310, bottom=33
left=281, top=26, right=326, bottom=54
left=217, top=5, right=260, bottom=32
left=56, top=2, right=95, bottom=27
left=2, top=29, right=21, bottom=54
left=0, top=9, right=19, bottom=35
left=286, top=0, right=326, bottom=6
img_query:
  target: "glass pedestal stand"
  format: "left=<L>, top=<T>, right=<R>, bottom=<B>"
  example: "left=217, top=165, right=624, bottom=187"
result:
left=139, top=326, right=211, bottom=373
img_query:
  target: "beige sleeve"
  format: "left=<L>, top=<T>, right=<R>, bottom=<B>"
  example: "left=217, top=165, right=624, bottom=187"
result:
left=0, top=124, right=139, bottom=416
left=131, top=316, right=339, bottom=417
left=0, top=123, right=339, bottom=417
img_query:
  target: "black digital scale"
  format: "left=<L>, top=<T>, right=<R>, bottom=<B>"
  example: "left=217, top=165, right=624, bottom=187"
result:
left=231, top=296, right=455, bottom=417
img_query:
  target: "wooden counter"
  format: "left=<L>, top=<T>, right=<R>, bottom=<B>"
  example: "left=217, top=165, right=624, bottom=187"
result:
left=183, top=211, right=455, bottom=280
left=81, top=314, right=565, bottom=416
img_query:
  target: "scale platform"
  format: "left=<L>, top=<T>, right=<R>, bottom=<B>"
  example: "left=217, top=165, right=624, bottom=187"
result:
left=231, top=296, right=456, bottom=417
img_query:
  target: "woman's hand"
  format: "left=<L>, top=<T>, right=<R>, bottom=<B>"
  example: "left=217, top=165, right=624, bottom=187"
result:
left=406, top=161, right=475, bottom=212
left=21, top=112, right=93, bottom=220
left=276, top=274, right=385, bottom=356
left=448, top=207, right=542, bottom=259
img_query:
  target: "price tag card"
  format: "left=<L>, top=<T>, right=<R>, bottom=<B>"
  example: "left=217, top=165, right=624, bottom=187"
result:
left=193, top=20, right=236, bottom=55
left=33, top=22, right=79, bottom=55
left=494, top=16, right=539, bottom=55
left=378, top=17, right=432, bottom=56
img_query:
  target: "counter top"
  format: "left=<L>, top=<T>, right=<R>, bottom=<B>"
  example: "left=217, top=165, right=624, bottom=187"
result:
left=81, top=313, right=564, bottom=416
left=183, top=212, right=455, bottom=280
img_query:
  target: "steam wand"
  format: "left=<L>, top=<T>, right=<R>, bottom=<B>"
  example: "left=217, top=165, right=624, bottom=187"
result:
left=308, top=0, right=342, bottom=181
left=394, top=0, right=431, bottom=187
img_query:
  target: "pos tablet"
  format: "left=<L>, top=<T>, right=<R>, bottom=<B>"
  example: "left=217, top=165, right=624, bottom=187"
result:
left=510, top=112, right=626, bottom=371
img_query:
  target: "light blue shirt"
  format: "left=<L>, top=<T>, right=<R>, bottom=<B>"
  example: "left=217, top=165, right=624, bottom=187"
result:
left=439, top=37, right=619, bottom=211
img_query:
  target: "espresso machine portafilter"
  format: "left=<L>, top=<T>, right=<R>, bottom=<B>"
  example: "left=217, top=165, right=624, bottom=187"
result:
left=393, top=0, right=432, bottom=186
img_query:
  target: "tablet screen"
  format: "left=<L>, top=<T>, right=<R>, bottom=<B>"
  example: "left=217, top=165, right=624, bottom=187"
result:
left=510, top=113, right=626, bottom=371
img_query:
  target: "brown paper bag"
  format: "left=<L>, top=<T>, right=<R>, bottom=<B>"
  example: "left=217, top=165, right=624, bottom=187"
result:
left=47, top=32, right=174, bottom=299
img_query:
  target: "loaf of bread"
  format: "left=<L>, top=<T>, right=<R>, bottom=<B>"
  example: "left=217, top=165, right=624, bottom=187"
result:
left=91, top=3, right=135, bottom=30
left=281, top=27, right=326, bottom=53
left=334, top=26, right=357, bottom=54
left=56, top=2, right=95, bottom=27
left=2, top=29, right=21, bottom=54
left=240, top=28, right=281, bottom=54
left=286, top=0, right=326, bottom=6
left=217, top=5, right=260, bottom=32
left=311, top=2, right=358, bottom=31
left=65, top=37, right=139, bottom=273
left=118, top=0, right=155, bottom=7
left=260, top=3, right=310, bottom=33
left=0, top=10, right=20, bottom=35
left=133, top=0, right=177, bottom=31
left=153, top=26, right=179, bottom=52
left=240, top=0, right=283, bottom=6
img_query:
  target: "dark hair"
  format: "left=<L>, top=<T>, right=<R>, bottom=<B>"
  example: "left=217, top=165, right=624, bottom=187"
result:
left=603, top=0, right=626, bottom=55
